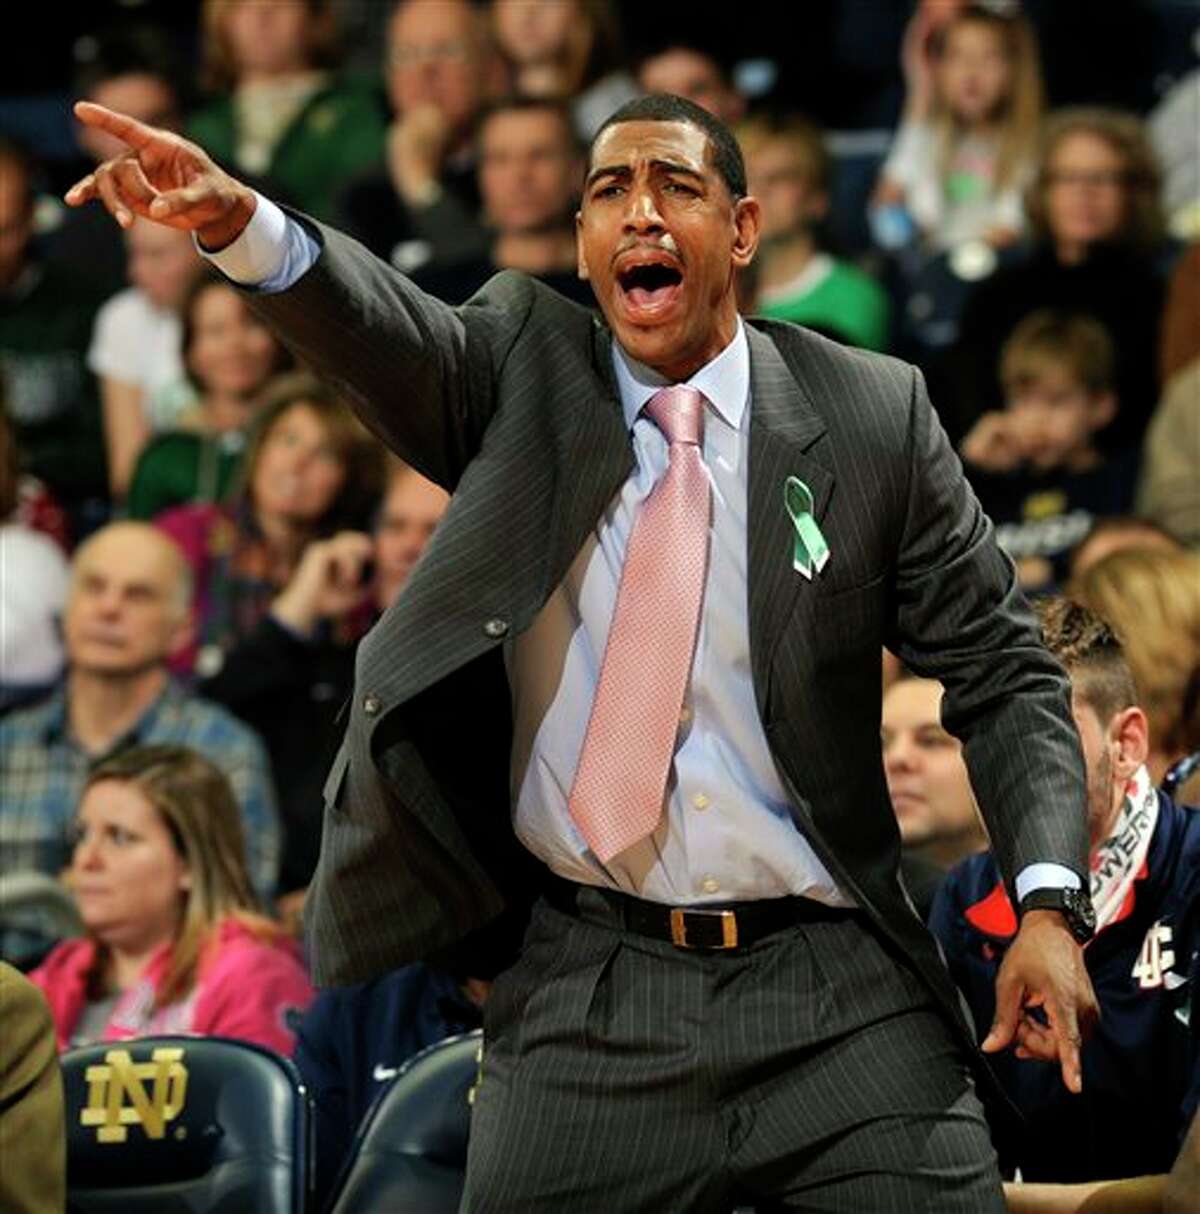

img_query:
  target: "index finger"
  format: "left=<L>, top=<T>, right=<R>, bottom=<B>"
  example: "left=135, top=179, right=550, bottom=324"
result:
left=73, top=101, right=162, bottom=151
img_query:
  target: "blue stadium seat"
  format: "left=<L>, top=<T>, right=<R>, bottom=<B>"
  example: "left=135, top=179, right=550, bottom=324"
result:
left=327, top=1029, right=481, bottom=1214
left=61, top=1034, right=310, bottom=1213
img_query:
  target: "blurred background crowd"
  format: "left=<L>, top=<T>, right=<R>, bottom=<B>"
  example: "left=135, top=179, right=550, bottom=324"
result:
left=1, top=1, right=1198, bottom=1209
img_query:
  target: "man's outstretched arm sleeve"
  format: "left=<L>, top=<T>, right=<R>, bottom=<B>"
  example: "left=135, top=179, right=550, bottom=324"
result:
left=201, top=194, right=502, bottom=490
left=886, top=366, right=1089, bottom=906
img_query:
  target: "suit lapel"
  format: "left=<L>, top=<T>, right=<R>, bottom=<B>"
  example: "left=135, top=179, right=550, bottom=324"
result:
left=546, top=319, right=836, bottom=724
left=745, top=324, right=834, bottom=719
left=548, top=321, right=633, bottom=580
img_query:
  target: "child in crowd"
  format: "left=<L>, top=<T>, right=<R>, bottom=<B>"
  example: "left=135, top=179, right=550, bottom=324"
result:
left=88, top=220, right=203, bottom=499
left=742, top=113, right=891, bottom=351
left=126, top=274, right=290, bottom=521
left=872, top=2, right=1042, bottom=254
left=961, top=309, right=1137, bottom=591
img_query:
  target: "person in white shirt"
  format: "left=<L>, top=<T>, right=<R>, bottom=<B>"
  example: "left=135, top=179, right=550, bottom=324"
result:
left=87, top=220, right=202, bottom=498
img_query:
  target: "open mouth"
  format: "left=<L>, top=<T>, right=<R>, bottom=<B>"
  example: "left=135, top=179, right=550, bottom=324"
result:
left=617, top=260, right=684, bottom=314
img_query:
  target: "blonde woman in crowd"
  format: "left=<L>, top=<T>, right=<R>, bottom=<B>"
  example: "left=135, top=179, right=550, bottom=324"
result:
left=1069, top=547, right=1200, bottom=802
left=30, top=745, right=313, bottom=1052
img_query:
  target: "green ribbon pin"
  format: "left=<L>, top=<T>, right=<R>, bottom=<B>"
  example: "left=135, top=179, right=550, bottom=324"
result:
left=784, top=476, right=830, bottom=580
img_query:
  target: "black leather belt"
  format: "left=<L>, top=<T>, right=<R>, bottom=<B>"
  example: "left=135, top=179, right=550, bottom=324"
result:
left=543, top=873, right=855, bottom=951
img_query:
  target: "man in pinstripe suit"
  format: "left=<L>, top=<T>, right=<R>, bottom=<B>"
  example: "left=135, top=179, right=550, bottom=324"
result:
left=71, top=94, right=1099, bottom=1211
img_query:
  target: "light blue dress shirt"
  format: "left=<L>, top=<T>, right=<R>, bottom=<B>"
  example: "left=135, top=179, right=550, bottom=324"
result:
left=511, top=320, right=852, bottom=905
left=201, top=195, right=1077, bottom=907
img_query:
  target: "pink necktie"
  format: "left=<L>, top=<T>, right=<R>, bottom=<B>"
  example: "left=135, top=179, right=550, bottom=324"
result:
left=569, top=386, right=712, bottom=863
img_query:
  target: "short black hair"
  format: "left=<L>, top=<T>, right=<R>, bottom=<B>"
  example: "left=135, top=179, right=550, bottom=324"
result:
left=589, top=93, right=746, bottom=200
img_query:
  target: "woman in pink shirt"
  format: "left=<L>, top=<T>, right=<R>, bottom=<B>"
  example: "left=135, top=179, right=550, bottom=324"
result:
left=31, top=745, right=312, bottom=1055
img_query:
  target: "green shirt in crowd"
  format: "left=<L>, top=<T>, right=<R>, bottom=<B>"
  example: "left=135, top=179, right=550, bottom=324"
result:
left=188, top=76, right=387, bottom=224
left=126, top=430, right=246, bottom=522
left=757, top=254, right=891, bottom=353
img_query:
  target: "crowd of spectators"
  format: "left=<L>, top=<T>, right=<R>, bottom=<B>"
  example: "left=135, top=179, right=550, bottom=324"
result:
left=1, top=1, right=1197, bottom=1210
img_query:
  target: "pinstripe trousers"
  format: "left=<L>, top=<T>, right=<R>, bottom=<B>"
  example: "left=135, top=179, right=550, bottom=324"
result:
left=462, top=894, right=1005, bottom=1212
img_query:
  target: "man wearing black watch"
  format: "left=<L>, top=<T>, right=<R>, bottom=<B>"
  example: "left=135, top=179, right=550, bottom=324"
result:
left=1018, top=886, right=1096, bottom=945
left=932, top=598, right=1200, bottom=1188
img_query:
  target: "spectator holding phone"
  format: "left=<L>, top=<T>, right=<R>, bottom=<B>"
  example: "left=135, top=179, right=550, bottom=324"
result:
left=155, top=374, right=384, bottom=679
left=203, top=461, right=447, bottom=919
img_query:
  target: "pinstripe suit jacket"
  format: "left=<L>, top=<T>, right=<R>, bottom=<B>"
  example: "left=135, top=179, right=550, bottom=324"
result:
left=248, top=221, right=1089, bottom=1045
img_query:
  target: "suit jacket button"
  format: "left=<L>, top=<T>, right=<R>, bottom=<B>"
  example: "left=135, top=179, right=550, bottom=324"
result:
left=483, top=617, right=509, bottom=639
left=362, top=693, right=382, bottom=717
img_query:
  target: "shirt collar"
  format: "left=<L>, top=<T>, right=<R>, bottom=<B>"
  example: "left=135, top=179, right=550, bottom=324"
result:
left=36, top=685, right=70, bottom=744
left=611, top=317, right=750, bottom=433
left=45, top=677, right=180, bottom=753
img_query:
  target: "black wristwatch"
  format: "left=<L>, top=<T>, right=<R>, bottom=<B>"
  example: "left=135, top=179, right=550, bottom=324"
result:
left=1018, top=886, right=1096, bottom=944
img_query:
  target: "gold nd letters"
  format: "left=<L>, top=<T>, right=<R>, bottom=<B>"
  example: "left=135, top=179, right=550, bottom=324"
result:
left=81, top=1048, right=189, bottom=1143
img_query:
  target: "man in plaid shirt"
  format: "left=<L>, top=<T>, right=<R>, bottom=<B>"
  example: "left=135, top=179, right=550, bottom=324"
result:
left=0, top=522, right=279, bottom=965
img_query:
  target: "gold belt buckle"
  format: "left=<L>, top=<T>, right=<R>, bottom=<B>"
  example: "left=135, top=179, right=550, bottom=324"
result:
left=669, top=908, right=739, bottom=949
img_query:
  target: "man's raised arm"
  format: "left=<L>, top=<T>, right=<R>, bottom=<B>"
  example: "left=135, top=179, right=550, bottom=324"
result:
left=65, top=102, right=493, bottom=488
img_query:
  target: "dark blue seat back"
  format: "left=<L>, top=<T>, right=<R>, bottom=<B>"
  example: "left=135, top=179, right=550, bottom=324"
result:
left=62, top=1035, right=310, bottom=1213
left=1163, top=751, right=1200, bottom=800
left=328, top=1029, right=481, bottom=1214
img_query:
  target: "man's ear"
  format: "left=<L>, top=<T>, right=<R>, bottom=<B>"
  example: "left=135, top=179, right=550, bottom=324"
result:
left=732, top=195, right=762, bottom=270
left=1109, top=705, right=1150, bottom=778
left=575, top=211, right=589, bottom=280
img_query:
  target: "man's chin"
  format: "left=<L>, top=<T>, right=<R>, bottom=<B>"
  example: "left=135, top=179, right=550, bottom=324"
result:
left=610, top=316, right=684, bottom=364
left=72, top=654, right=160, bottom=679
left=897, top=822, right=935, bottom=851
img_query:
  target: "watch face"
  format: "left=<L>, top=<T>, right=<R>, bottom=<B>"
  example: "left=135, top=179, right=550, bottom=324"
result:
left=1065, top=888, right=1096, bottom=936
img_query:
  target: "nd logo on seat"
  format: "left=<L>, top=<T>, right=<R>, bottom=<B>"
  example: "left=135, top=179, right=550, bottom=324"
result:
left=80, top=1047, right=189, bottom=1143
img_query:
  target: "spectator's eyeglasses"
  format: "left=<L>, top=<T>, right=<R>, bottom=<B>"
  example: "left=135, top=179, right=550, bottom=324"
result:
left=389, top=41, right=472, bottom=68
left=1045, top=169, right=1129, bottom=190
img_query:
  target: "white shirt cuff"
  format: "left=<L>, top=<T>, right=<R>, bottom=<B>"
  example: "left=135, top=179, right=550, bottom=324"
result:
left=194, top=192, right=318, bottom=291
left=1014, top=862, right=1082, bottom=903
